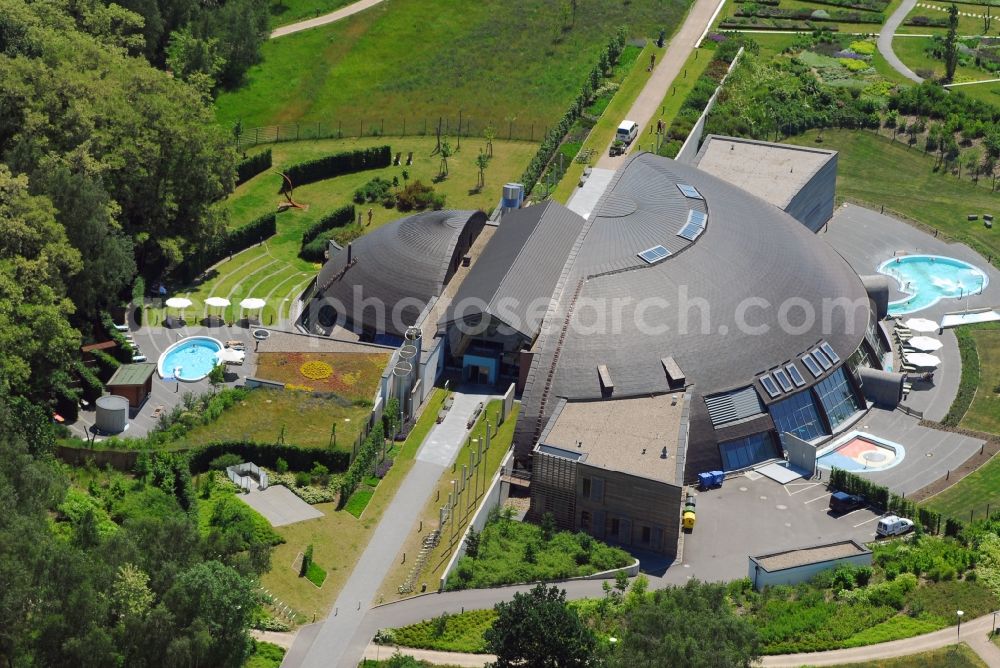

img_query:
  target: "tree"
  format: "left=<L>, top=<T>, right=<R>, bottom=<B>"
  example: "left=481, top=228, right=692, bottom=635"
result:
left=165, top=28, right=225, bottom=94
left=965, top=147, right=982, bottom=182
left=541, top=511, right=556, bottom=541
left=484, top=584, right=596, bottom=668
left=439, top=139, right=453, bottom=177
left=607, top=580, right=762, bottom=668
left=985, top=3, right=992, bottom=35
left=464, top=527, right=481, bottom=558
left=944, top=3, right=959, bottom=83
left=208, top=362, right=226, bottom=391
left=483, top=123, right=497, bottom=157
left=475, top=150, right=490, bottom=189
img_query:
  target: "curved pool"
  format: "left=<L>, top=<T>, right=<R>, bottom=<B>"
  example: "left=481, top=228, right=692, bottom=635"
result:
left=877, top=255, right=988, bottom=315
left=158, top=336, right=223, bottom=382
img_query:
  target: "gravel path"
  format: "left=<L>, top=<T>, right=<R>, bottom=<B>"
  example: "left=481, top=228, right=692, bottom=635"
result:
left=270, top=0, right=385, bottom=39
left=877, top=0, right=925, bottom=83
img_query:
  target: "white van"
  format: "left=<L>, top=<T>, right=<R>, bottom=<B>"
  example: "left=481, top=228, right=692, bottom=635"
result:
left=876, top=515, right=914, bottom=537
left=616, top=120, right=639, bottom=145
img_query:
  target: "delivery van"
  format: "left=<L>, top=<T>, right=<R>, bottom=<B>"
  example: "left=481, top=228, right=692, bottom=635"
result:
left=876, top=515, right=915, bottom=537
left=616, top=120, right=639, bottom=145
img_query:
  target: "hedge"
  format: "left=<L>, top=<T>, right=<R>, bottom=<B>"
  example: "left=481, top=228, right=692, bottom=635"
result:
left=943, top=326, right=979, bottom=426
left=100, top=312, right=135, bottom=363
left=300, top=204, right=355, bottom=249
left=131, top=276, right=144, bottom=326
left=92, top=350, right=121, bottom=382
left=236, top=149, right=272, bottom=186
left=174, top=213, right=276, bottom=282
left=338, top=421, right=385, bottom=507
left=299, top=236, right=331, bottom=263
left=75, top=361, right=104, bottom=403
left=283, top=146, right=391, bottom=189
left=829, top=467, right=945, bottom=533
left=521, top=27, right=627, bottom=195
left=188, top=441, right=351, bottom=474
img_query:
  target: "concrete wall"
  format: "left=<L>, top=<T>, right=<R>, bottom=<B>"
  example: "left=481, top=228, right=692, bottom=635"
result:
left=419, top=336, right=444, bottom=406
left=749, top=552, right=872, bottom=590
left=245, top=377, right=286, bottom=390
left=784, top=153, right=838, bottom=233
left=784, top=433, right=818, bottom=478
left=675, top=48, right=744, bottom=165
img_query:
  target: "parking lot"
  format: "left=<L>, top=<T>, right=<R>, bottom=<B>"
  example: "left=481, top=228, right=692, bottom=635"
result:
left=662, top=473, right=885, bottom=585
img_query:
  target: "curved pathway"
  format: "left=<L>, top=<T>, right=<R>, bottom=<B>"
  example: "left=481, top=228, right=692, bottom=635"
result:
left=877, top=0, right=925, bottom=83
left=270, top=0, right=385, bottom=39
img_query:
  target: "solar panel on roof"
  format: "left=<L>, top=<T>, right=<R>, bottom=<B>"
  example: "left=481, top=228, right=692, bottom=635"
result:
left=785, top=363, right=806, bottom=387
left=820, top=341, right=841, bottom=364
left=759, top=374, right=781, bottom=398
left=637, top=245, right=671, bottom=264
left=801, top=353, right=823, bottom=377
left=773, top=368, right=794, bottom=392
left=811, top=347, right=833, bottom=370
left=677, top=184, right=704, bottom=200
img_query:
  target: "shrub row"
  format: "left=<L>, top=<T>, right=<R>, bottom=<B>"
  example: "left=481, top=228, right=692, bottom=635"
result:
left=283, top=145, right=391, bottom=188
left=300, top=204, right=356, bottom=249
left=829, top=467, right=950, bottom=533
left=174, top=212, right=276, bottom=282
left=905, top=15, right=950, bottom=27
left=236, top=148, right=272, bottom=186
left=719, top=18, right=840, bottom=30
left=131, top=276, right=144, bottom=326
left=942, top=326, right=980, bottom=426
left=92, top=350, right=121, bottom=382
left=521, top=27, right=627, bottom=195
left=188, top=441, right=350, bottom=474
left=796, top=0, right=887, bottom=10
left=337, top=420, right=385, bottom=506
left=75, top=361, right=104, bottom=403
left=99, top=311, right=135, bottom=363
left=734, top=6, right=883, bottom=22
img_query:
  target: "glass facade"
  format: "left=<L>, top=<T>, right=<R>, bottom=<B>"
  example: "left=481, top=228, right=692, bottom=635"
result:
left=814, top=367, right=863, bottom=430
left=719, top=432, right=777, bottom=470
left=769, top=389, right=826, bottom=442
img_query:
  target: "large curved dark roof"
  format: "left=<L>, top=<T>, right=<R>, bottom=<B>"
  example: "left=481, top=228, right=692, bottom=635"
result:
left=314, top=209, right=485, bottom=336
left=516, top=153, right=869, bottom=453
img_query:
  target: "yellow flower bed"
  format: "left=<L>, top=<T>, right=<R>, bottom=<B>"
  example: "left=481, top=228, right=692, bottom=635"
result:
left=300, top=361, right=333, bottom=380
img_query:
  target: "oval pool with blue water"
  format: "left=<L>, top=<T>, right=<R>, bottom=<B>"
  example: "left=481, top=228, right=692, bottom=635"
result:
left=877, top=255, right=988, bottom=315
left=157, top=336, right=223, bottom=382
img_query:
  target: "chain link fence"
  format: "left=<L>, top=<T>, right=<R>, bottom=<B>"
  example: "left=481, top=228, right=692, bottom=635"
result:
left=234, top=115, right=543, bottom=151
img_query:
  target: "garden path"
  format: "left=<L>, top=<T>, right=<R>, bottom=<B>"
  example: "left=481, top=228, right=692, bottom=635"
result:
left=877, top=0, right=925, bottom=83
left=270, top=0, right=385, bottom=39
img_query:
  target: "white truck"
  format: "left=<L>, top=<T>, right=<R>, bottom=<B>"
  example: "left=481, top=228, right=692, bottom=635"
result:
left=876, top=515, right=915, bottom=537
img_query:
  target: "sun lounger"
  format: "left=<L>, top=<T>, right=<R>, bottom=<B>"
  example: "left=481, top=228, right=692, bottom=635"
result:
left=132, top=354, right=147, bottom=362
left=225, top=340, right=246, bottom=351
left=113, top=323, right=129, bottom=332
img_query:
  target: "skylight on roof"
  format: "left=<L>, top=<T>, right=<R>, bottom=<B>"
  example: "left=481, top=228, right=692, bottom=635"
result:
left=801, top=353, right=822, bottom=377
left=811, top=347, right=833, bottom=370
left=785, top=363, right=806, bottom=387
left=820, top=341, right=841, bottom=364
left=637, top=245, right=671, bottom=264
left=677, top=222, right=704, bottom=242
left=759, top=374, right=781, bottom=398
left=687, top=210, right=708, bottom=227
left=677, top=184, right=704, bottom=200
left=773, top=368, right=794, bottom=392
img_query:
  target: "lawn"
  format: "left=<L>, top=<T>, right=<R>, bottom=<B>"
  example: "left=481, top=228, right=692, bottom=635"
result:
left=891, top=36, right=996, bottom=83
left=444, top=512, right=632, bottom=590
left=179, top=388, right=370, bottom=449
left=268, top=0, right=353, bottom=29
left=214, top=0, right=690, bottom=130
left=246, top=641, right=286, bottom=668
left=255, top=351, right=388, bottom=400
left=260, top=388, right=447, bottom=619
left=784, top=129, right=1000, bottom=269
left=144, top=136, right=537, bottom=326
left=378, top=401, right=520, bottom=601
left=962, top=324, right=1000, bottom=434
left=392, top=608, right=497, bottom=654
left=819, top=644, right=987, bottom=667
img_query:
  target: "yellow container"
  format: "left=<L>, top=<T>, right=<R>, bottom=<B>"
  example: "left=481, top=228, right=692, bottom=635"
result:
left=682, top=510, right=696, bottom=530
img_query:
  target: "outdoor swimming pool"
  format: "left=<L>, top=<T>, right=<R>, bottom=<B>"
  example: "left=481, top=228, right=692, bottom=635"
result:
left=157, top=336, right=223, bottom=382
left=877, top=255, right=989, bottom=315
left=816, top=431, right=905, bottom=473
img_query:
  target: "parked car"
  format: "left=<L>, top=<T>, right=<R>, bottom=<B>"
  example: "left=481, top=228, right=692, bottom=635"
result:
left=616, top=120, right=639, bottom=146
left=829, top=491, right=865, bottom=514
left=876, top=515, right=915, bottom=537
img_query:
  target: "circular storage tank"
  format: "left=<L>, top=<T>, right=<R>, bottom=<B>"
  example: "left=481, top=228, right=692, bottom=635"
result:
left=95, top=395, right=129, bottom=433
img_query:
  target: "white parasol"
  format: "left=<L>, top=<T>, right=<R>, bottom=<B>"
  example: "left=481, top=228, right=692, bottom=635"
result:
left=903, top=318, right=939, bottom=333
left=215, top=348, right=245, bottom=364
left=907, top=336, right=943, bottom=352
left=905, top=352, right=942, bottom=368
left=205, top=296, right=231, bottom=308
left=240, top=297, right=266, bottom=310
left=165, top=297, right=192, bottom=322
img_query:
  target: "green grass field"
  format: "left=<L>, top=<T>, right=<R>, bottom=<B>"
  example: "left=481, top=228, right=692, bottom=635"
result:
left=785, top=129, right=1000, bottom=269
left=268, top=0, right=353, bottom=29
left=179, top=388, right=369, bottom=449
left=891, top=36, right=1000, bottom=84
left=214, top=0, right=690, bottom=130
left=963, top=325, right=1000, bottom=434
left=147, top=136, right=537, bottom=325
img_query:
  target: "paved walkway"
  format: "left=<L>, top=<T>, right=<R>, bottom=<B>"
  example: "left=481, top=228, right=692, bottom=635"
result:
left=284, top=390, right=496, bottom=668
left=270, top=0, right=385, bottom=39
left=877, top=0, right=925, bottom=83
left=595, top=0, right=725, bottom=169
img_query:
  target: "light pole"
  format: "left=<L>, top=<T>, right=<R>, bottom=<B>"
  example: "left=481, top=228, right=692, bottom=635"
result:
left=957, top=610, right=964, bottom=639
left=993, top=610, right=998, bottom=636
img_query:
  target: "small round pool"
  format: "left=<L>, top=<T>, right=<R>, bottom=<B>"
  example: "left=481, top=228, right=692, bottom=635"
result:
left=158, top=336, right=223, bottom=382
left=877, top=255, right=988, bottom=315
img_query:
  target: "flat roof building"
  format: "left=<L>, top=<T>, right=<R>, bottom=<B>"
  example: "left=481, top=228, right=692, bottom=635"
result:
left=749, top=540, right=873, bottom=590
left=106, top=362, right=156, bottom=408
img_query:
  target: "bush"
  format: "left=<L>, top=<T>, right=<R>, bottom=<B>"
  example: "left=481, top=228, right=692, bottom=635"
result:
left=300, top=204, right=355, bottom=254
left=131, top=276, right=145, bottom=326
left=75, top=361, right=104, bottom=403
left=283, top=146, right=391, bottom=188
left=189, top=440, right=350, bottom=474
left=92, top=350, right=121, bottom=382
left=338, top=422, right=384, bottom=505
left=174, top=213, right=276, bottom=282
left=209, top=453, right=243, bottom=470
left=236, top=149, right=272, bottom=186
left=353, top=176, right=393, bottom=204
left=395, top=180, right=439, bottom=212
left=300, top=543, right=313, bottom=577
left=298, top=236, right=331, bottom=263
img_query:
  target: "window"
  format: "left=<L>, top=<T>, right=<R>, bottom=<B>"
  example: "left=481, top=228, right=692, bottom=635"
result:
left=769, top=390, right=827, bottom=442
left=814, top=367, right=863, bottom=430
left=820, top=341, right=841, bottom=364
left=641, top=526, right=652, bottom=544
left=801, top=353, right=823, bottom=377
left=638, top=245, right=671, bottom=264
left=786, top=363, right=806, bottom=387
left=582, top=477, right=591, bottom=499
left=811, top=347, right=833, bottom=370
left=759, top=374, right=781, bottom=398
left=719, top=432, right=777, bottom=470
left=580, top=510, right=591, bottom=531
left=677, top=183, right=704, bottom=200
left=610, top=518, right=620, bottom=537
left=773, top=368, right=794, bottom=392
